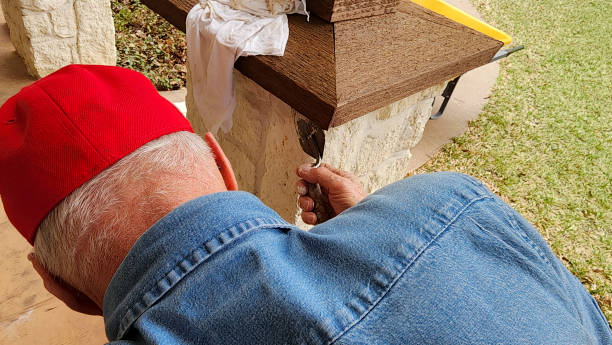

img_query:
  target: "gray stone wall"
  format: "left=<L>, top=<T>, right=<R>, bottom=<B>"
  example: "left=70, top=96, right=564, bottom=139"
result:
left=0, top=0, right=116, bottom=78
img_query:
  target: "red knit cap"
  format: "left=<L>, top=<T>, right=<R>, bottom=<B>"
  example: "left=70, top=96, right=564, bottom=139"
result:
left=0, top=65, right=193, bottom=245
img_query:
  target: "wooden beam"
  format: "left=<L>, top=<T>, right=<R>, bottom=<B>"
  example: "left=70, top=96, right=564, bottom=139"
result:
left=141, top=0, right=401, bottom=26
left=308, top=0, right=400, bottom=22
left=235, top=15, right=337, bottom=129
left=140, top=0, right=503, bottom=129
left=330, top=2, right=503, bottom=126
left=140, top=0, right=195, bottom=32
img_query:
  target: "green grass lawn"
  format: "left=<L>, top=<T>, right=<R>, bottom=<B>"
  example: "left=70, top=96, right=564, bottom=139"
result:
left=418, top=0, right=611, bottom=322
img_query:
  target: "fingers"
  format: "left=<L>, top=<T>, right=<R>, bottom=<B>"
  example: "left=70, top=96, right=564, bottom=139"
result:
left=298, top=196, right=314, bottom=211
left=318, top=163, right=355, bottom=180
left=297, top=180, right=316, bottom=210
left=301, top=211, right=317, bottom=225
left=27, top=253, right=102, bottom=315
left=297, top=164, right=345, bottom=191
left=296, top=180, right=308, bottom=196
left=321, top=164, right=361, bottom=185
left=296, top=163, right=367, bottom=224
left=297, top=180, right=317, bottom=224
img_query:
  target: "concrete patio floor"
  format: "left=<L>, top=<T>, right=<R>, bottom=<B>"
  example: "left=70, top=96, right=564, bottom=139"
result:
left=0, top=1, right=498, bottom=344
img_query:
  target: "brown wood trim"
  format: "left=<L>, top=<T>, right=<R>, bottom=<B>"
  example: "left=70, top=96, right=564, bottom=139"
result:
left=237, top=14, right=336, bottom=129
left=235, top=57, right=336, bottom=129
left=140, top=0, right=195, bottom=32
left=142, top=0, right=400, bottom=26
left=309, top=0, right=400, bottom=22
left=331, top=44, right=502, bottom=127
left=141, top=0, right=503, bottom=129
left=306, top=0, right=335, bottom=21
left=331, top=3, right=503, bottom=126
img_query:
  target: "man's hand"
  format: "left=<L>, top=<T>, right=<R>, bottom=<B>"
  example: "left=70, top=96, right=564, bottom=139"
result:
left=28, top=253, right=103, bottom=316
left=296, top=163, right=367, bottom=225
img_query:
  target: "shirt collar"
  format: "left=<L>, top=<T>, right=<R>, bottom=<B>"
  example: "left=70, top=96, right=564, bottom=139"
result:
left=102, top=191, right=288, bottom=340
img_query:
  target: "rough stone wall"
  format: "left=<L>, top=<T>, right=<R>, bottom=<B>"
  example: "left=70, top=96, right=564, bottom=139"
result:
left=0, top=0, right=116, bottom=78
left=187, top=68, right=312, bottom=222
left=187, top=69, right=445, bottom=225
left=322, top=84, right=446, bottom=193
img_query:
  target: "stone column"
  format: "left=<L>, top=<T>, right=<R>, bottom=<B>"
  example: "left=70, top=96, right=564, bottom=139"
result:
left=187, top=69, right=445, bottom=226
left=0, top=0, right=116, bottom=78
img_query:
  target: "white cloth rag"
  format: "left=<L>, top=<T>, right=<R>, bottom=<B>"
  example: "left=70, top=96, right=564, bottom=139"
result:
left=186, top=0, right=307, bottom=134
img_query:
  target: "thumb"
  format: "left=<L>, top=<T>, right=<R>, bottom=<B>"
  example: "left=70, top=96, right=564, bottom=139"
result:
left=297, top=164, right=344, bottom=191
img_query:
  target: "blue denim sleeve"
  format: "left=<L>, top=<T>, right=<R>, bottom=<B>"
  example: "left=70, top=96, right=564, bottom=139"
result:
left=105, top=173, right=611, bottom=345
left=324, top=172, right=611, bottom=345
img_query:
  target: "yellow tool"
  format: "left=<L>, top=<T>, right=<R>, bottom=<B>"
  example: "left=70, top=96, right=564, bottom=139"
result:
left=410, top=0, right=512, bottom=45
left=410, top=0, right=523, bottom=119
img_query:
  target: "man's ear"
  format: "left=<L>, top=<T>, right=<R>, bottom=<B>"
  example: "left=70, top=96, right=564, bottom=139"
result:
left=27, top=253, right=103, bottom=316
left=204, top=133, right=238, bottom=191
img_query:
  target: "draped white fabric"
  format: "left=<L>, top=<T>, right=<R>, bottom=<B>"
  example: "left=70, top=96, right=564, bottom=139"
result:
left=186, top=0, right=307, bottom=134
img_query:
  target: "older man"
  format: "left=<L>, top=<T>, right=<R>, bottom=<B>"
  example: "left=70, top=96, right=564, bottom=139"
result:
left=0, top=65, right=610, bottom=344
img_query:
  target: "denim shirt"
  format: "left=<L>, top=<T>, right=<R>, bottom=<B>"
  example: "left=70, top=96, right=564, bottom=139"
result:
left=104, top=173, right=611, bottom=345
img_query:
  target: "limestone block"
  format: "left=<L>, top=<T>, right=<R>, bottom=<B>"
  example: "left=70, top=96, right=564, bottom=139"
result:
left=323, top=84, right=445, bottom=192
left=219, top=138, right=258, bottom=193
left=0, top=0, right=116, bottom=78
left=49, top=6, right=77, bottom=38
left=74, top=0, right=116, bottom=65
left=257, top=106, right=312, bottom=222
left=187, top=68, right=445, bottom=225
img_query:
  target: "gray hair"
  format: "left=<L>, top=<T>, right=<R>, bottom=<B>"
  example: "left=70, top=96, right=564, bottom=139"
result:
left=33, top=131, right=213, bottom=288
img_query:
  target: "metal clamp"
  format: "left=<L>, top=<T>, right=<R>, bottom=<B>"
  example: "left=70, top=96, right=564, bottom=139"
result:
left=431, top=45, right=525, bottom=120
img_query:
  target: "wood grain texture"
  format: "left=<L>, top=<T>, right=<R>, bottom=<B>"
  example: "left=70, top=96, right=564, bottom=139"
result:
left=235, top=14, right=336, bottom=129
left=331, top=1, right=503, bottom=126
left=143, top=0, right=503, bottom=129
left=140, top=0, right=399, bottom=26
left=140, top=0, right=196, bottom=31
left=308, top=0, right=400, bottom=22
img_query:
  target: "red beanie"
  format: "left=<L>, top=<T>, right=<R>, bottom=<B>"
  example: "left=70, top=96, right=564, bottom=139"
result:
left=0, top=65, right=193, bottom=245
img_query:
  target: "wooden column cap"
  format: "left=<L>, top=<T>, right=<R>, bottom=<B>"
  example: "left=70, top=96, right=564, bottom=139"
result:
left=308, top=0, right=400, bottom=22
left=141, top=0, right=503, bottom=129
